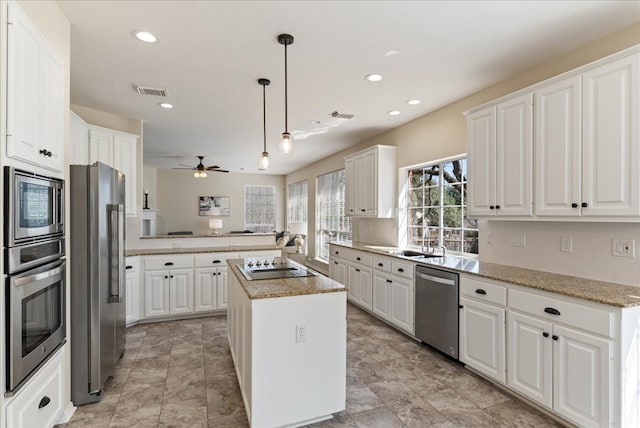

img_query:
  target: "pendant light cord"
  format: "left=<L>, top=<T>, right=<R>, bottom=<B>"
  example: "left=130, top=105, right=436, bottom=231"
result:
left=263, top=82, right=267, bottom=152
left=284, top=42, right=288, bottom=133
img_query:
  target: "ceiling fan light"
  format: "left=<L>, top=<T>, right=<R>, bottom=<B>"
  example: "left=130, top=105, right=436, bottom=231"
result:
left=194, top=169, right=208, bottom=178
left=280, top=132, right=293, bottom=155
left=259, top=151, right=270, bottom=170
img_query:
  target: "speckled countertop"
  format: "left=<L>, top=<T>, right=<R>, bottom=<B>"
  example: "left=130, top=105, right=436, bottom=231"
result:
left=140, top=233, right=275, bottom=239
left=227, top=258, right=347, bottom=300
left=331, top=242, right=640, bottom=308
left=125, top=244, right=280, bottom=257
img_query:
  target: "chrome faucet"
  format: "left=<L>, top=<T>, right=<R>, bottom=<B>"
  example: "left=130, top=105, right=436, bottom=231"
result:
left=439, top=245, right=446, bottom=258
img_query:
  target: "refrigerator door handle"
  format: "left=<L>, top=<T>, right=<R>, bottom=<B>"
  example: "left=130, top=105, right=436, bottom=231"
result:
left=108, top=204, right=125, bottom=303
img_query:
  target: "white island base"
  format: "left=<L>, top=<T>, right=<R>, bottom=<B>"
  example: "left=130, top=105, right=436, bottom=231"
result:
left=227, top=268, right=347, bottom=428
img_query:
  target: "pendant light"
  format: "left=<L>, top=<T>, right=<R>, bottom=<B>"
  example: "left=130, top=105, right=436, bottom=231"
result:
left=278, top=34, right=294, bottom=155
left=258, top=78, right=271, bottom=170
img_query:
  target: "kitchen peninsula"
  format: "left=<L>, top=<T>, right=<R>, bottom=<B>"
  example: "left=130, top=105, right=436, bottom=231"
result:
left=227, top=258, right=347, bottom=428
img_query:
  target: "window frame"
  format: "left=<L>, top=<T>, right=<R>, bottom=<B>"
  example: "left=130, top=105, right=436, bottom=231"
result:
left=243, top=184, right=276, bottom=233
left=287, top=180, right=308, bottom=225
left=315, top=168, right=352, bottom=262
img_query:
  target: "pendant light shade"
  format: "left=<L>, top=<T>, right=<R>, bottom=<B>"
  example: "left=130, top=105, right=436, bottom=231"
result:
left=278, top=34, right=294, bottom=155
left=258, top=78, right=271, bottom=170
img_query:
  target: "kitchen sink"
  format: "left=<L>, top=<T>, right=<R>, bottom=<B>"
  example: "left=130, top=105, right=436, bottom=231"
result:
left=392, top=250, right=443, bottom=259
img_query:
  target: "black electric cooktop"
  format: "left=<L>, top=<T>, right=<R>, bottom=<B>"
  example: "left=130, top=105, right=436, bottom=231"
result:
left=237, top=259, right=316, bottom=281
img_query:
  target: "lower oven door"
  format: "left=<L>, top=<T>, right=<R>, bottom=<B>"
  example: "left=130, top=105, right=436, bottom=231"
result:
left=7, top=259, right=66, bottom=394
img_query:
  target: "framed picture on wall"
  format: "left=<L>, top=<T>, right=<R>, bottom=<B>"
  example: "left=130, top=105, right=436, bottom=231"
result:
left=199, top=196, right=230, bottom=216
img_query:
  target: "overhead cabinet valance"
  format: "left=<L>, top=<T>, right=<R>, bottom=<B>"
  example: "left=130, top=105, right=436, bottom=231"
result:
left=466, top=46, right=639, bottom=221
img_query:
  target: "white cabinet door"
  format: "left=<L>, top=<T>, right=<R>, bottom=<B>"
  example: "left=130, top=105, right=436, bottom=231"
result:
left=330, top=258, right=348, bottom=286
left=507, top=311, right=553, bottom=408
left=125, top=271, right=139, bottom=325
left=389, top=276, right=414, bottom=334
left=496, top=93, right=532, bottom=216
left=6, top=3, right=40, bottom=165
left=113, top=134, right=138, bottom=216
left=194, top=268, right=218, bottom=312
left=70, top=111, right=89, bottom=165
left=467, top=107, right=496, bottom=216
left=345, top=157, right=355, bottom=216
left=144, top=271, right=170, bottom=317
left=353, top=154, right=367, bottom=215
left=356, top=266, right=373, bottom=310
left=347, top=265, right=359, bottom=303
left=582, top=54, right=640, bottom=217
left=361, top=150, right=377, bottom=216
left=170, top=270, right=194, bottom=315
left=38, top=46, right=64, bottom=172
left=535, top=76, right=582, bottom=216
left=89, top=128, right=114, bottom=167
left=553, top=325, right=611, bottom=428
left=217, top=267, right=228, bottom=309
left=372, top=273, right=391, bottom=319
left=460, top=297, right=505, bottom=383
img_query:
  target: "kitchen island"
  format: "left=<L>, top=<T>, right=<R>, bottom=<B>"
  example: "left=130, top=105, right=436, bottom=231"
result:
left=227, top=258, right=347, bottom=428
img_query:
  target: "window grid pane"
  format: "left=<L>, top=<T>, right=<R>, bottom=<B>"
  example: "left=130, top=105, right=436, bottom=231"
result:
left=244, top=185, right=276, bottom=233
left=406, top=158, right=477, bottom=255
left=288, top=181, right=308, bottom=224
left=316, top=169, right=352, bottom=261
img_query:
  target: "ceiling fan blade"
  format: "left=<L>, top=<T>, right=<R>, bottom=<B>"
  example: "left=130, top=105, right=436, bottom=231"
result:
left=213, top=169, right=229, bottom=173
left=171, top=167, right=195, bottom=170
left=204, top=166, right=221, bottom=170
left=177, top=163, right=194, bottom=168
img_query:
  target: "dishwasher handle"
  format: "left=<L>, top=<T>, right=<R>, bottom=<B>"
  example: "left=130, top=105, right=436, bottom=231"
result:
left=415, top=271, right=456, bottom=286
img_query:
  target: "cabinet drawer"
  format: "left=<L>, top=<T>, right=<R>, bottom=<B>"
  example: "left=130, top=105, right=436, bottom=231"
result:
left=391, top=260, right=414, bottom=279
left=6, top=349, right=64, bottom=428
left=344, top=250, right=372, bottom=266
left=144, top=254, right=194, bottom=270
left=329, top=245, right=349, bottom=259
left=373, top=256, right=392, bottom=272
left=194, top=252, right=237, bottom=267
left=125, top=256, right=140, bottom=273
left=461, top=276, right=507, bottom=306
left=509, top=289, right=614, bottom=338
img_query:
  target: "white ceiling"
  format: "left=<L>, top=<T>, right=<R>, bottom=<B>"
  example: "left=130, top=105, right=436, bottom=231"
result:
left=57, top=0, right=640, bottom=175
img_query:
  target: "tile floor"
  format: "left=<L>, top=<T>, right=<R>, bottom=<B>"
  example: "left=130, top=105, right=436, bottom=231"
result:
left=58, top=304, right=564, bottom=428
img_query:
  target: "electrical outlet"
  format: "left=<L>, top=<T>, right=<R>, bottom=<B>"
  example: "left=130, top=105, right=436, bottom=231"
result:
left=508, top=232, right=526, bottom=247
left=560, top=236, right=573, bottom=253
left=612, top=239, right=635, bottom=258
left=295, top=324, right=307, bottom=343
left=486, top=232, right=493, bottom=246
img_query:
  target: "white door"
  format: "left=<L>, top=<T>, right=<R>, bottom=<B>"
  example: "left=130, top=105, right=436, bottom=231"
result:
left=372, top=273, right=390, bottom=320
left=535, top=76, right=582, bottom=216
left=144, top=271, right=170, bottom=317
left=38, top=47, right=64, bottom=172
left=344, top=157, right=355, bottom=215
left=582, top=54, right=640, bottom=217
left=89, top=128, right=114, bottom=167
left=217, top=267, right=228, bottom=309
left=467, top=107, right=496, bottom=216
left=125, top=272, right=139, bottom=324
left=6, top=3, right=40, bottom=165
left=356, top=266, right=373, bottom=310
left=361, top=149, right=377, bottom=216
left=553, top=325, right=611, bottom=428
left=495, top=93, right=533, bottom=216
left=460, top=298, right=505, bottom=383
left=113, top=134, right=138, bottom=216
left=389, top=276, right=414, bottom=334
left=507, top=311, right=553, bottom=408
left=170, top=270, right=194, bottom=314
left=194, top=269, right=217, bottom=312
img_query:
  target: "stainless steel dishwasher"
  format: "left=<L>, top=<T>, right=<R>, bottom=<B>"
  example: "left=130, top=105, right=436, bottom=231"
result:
left=415, top=265, right=459, bottom=359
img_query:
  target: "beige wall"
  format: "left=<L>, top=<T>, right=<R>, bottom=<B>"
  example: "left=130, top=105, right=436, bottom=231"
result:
left=287, top=22, right=640, bottom=285
left=154, top=169, right=286, bottom=235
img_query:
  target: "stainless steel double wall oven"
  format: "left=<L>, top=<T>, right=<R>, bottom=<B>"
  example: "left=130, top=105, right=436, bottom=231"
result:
left=4, top=167, right=66, bottom=394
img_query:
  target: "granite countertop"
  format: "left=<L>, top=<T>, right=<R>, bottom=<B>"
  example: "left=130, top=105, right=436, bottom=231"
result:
left=140, top=233, right=275, bottom=239
left=227, top=258, right=347, bottom=300
left=125, top=244, right=280, bottom=257
left=330, top=242, right=640, bottom=308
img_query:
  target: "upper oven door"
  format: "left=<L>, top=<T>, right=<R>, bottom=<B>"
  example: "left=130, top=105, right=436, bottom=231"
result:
left=6, top=168, right=64, bottom=246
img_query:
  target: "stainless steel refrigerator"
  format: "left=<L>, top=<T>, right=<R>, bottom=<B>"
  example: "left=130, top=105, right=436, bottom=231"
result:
left=70, top=162, right=126, bottom=406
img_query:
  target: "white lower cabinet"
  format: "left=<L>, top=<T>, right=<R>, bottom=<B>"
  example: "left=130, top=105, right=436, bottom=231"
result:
left=144, top=271, right=171, bottom=317
left=168, top=270, right=194, bottom=315
left=125, top=256, right=140, bottom=325
left=347, top=263, right=373, bottom=310
left=329, top=257, right=348, bottom=286
left=194, top=266, right=228, bottom=312
left=373, top=270, right=414, bottom=334
left=144, top=269, right=194, bottom=317
left=5, top=347, right=64, bottom=428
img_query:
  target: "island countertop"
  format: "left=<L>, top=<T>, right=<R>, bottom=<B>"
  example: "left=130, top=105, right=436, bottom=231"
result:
left=227, top=257, right=347, bottom=300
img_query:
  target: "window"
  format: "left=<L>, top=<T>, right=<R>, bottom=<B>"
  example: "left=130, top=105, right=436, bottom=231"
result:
left=407, top=158, right=478, bottom=255
left=287, top=181, right=308, bottom=224
left=244, top=185, right=276, bottom=233
left=316, top=169, right=351, bottom=261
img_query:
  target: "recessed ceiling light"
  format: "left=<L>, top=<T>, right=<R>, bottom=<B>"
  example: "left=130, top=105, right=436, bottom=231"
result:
left=365, top=73, right=382, bottom=82
left=407, top=99, right=421, bottom=105
left=158, top=103, right=174, bottom=109
left=133, top=30, right=158, bottom=43
left=388, top=110, right=400, bottom=116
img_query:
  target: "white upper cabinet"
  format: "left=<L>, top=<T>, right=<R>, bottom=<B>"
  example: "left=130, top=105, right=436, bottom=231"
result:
left=70, top=111, right=89, bottom=165
left=468, top=93, right=533, bottom=217
left=89, top=127, right=114, bottom=167
left=344, top=145, right=396, bottom=218
left=535, top=76, right=582, bottom=216
left=582, top=54, right=639, bottom=217
left=6, top=2, right=64, bottom=173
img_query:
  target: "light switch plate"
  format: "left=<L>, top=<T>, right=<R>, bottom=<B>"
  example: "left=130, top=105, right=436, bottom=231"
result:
left=612, top=239, right=635, bottom=258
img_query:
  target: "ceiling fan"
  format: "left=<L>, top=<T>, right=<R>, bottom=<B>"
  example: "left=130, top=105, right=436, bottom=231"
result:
left=172, top=156, right=229, bottom=177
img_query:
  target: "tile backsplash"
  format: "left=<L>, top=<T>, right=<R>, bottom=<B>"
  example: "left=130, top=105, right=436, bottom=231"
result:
left=479, top=220, right=640, bottom=287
